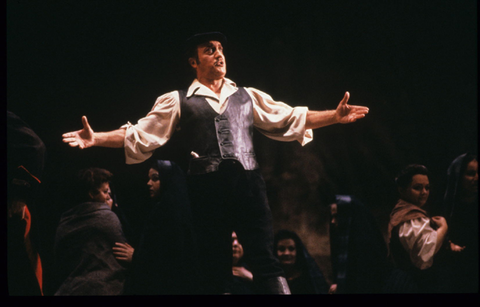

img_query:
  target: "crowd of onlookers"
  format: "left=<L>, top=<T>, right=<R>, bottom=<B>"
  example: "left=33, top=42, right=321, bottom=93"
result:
left=7, top=111, right=478, bottom=295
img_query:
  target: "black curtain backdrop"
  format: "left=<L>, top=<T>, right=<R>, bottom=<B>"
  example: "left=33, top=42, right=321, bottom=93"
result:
left=7, top=0, right=477, bottom=293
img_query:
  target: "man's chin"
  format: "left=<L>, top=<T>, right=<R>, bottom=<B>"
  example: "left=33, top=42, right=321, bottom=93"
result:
left=213, top=69, right=226, bottom=78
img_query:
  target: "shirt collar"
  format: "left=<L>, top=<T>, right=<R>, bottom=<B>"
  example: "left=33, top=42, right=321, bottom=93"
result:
left=186, top=78, right=238, bottom=100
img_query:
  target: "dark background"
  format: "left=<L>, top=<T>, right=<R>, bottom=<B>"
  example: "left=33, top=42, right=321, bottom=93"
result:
left=7, top=0, right=477, bottom=293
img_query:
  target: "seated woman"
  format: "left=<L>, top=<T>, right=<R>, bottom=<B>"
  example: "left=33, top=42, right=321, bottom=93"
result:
left=386, top=164, right=448, bottom=293
left=114, top=160, right=200, bottom=295
left=274, top=229, right=328, bottom=294
left=443, top=153, right=478, bottom=293
left=53, top=168, right=128, bottom=295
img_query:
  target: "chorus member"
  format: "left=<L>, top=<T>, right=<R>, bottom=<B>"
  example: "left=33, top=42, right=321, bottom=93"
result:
left=114, top=160, right=199, bottom=294
left=443, top=153, right=478, bottom=293
left=386, top=164, right=448, bottom=293
left=54, top=168, right=127, bottom=295
left=274, top=229, right=329, bottom=294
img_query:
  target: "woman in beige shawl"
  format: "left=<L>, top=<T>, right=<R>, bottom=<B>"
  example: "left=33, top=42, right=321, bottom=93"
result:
left=385, top=164, right=448, bottom=293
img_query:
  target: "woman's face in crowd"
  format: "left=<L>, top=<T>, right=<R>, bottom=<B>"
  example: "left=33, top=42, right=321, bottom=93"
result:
left=147, top=168, right=161, bottom=199
left=400, top=174, right=430, bottom=207
left=106, top=197, right=113, bottom=209
left=461, top=159, right=478, bottom=196
left=90, top=182, right=112, bottom=206
left=106, top=190, right=114, bottom=209
left=232, top=232, right=244, bottom=265
left=276, top=238, right=297, bottom=266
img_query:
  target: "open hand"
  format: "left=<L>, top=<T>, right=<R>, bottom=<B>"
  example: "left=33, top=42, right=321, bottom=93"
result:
left=62, top=116, right=95, bottom=149
left=335, top=92, right=369, bottom=124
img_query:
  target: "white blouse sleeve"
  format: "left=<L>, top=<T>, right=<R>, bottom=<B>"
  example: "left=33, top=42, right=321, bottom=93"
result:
left=245, top=87, right=313, bottom=146
left=121, top=91, right=180, bottom=164
left=398, top=217, right=438, bottom=270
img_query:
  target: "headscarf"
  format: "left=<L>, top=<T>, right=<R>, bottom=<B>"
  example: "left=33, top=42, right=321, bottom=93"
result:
left=443, top=153, right=477, bottom=221
left=126, top=160, right=199, bottom=295
left=274, top=229, right=329, bottom=294
left=331, top=195, right=390, bottom=293
left=442, top=153, right=478, bottom=249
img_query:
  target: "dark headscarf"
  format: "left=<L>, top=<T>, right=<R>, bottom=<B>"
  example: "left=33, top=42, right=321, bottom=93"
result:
left=126, top=160, right=200, bottom=295
left=274, top=229, right=329, bottom=294
left=443, top=153, right=478, bottom=249
left=442, top=153, right=478, bottom=293
left=443, top=153, right=478, bottom=221
left=331, top=195, right=390, bottom=293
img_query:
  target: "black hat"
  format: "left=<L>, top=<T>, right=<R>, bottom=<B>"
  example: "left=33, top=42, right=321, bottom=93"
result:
left=184, top=32, right=227, bottom=55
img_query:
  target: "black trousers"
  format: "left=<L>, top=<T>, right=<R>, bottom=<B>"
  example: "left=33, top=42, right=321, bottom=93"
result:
left=187, top=161, right=284, bottom=294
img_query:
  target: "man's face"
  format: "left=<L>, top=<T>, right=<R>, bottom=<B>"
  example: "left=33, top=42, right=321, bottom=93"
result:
left=190, top=40, right=226, bottom=80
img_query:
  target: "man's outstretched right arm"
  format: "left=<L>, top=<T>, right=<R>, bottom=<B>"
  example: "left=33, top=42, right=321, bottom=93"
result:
left=62, top=115, right=125, bottom=149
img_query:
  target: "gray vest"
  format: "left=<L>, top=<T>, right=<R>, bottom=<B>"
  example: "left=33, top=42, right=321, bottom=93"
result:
left=177, top=87, right=259, bottom=175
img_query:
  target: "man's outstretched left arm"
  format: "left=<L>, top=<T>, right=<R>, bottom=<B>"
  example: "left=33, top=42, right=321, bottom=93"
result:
left=305, top=92, right=369, bottom=130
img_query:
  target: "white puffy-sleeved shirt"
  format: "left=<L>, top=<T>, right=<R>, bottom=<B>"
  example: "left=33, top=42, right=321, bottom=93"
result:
left=398, top=217, right=437, bottom=270
left=121, top=78, right=313, bottom=164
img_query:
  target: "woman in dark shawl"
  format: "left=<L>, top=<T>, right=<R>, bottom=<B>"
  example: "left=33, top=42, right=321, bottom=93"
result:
left=385, top=164, right=448, bottom=293
left=225, top=231, right=255, bottom=294
left=328, top=195, right=390, bottom=294
left=116, top=160, right=200, bottom=295
left=442, top=153, right=478, bottom=293
left=53, top=168, right=127, bottom=295
left=274, top=229, right=329, bottom=294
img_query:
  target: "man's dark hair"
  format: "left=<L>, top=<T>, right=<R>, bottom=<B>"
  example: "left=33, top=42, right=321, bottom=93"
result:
left=184, top=46, right=200, bottom=76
